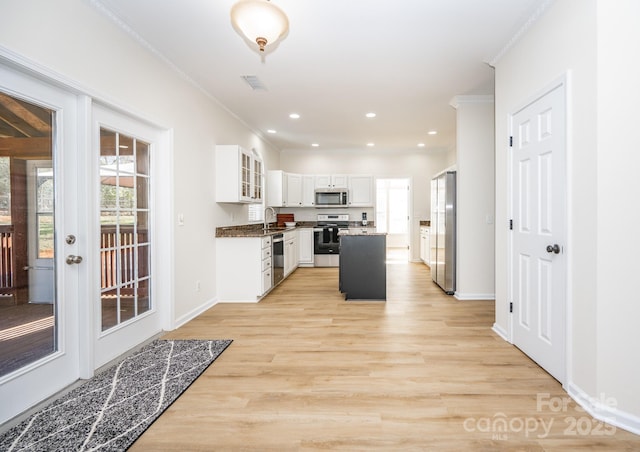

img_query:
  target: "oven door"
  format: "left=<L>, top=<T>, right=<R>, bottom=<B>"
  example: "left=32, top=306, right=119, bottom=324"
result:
left=313, top=227, right=340, bottom=254
left=313, top=227, right=341, bottom=267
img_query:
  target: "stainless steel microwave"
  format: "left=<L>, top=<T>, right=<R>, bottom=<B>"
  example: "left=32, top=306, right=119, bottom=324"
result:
left=315, top=189, right=348, bottom=207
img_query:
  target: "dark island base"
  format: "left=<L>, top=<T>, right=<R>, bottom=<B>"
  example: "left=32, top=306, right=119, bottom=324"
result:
left=339, top=234, right=386, bottom=301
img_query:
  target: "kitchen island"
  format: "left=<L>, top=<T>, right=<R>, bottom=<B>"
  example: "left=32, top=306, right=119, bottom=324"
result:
left=338, top=229, right=386, bottom=300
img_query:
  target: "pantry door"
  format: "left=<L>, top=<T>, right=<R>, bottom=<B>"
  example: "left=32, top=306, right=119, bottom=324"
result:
left=0, top=63, right=82, bottom=425
left=510, top=81, right=567, bottom=383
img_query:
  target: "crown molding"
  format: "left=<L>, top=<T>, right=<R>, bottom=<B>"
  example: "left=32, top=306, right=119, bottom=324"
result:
left=449, top=94, right=494, bottom=109
left=486, top=0, right=557, bottom=67
left=88, top=0, right=281, bottom=151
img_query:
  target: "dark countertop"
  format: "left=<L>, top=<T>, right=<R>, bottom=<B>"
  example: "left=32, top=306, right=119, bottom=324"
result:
left=338, top=228, right=386, bottom=236
left=216, top=221, right=377, bottom=237
left=216, top=223, right=299, bottom=238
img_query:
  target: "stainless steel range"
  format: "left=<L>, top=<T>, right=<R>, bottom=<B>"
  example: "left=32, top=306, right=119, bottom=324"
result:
left=313, top=214, right=349, bottom=267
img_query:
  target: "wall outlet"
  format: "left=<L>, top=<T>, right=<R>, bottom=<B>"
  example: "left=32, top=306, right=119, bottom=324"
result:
left=195, top=280, right=201, bottom=292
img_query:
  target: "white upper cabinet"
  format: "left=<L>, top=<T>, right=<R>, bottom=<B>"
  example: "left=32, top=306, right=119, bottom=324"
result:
left=286, top=173, right=303, bottom=207
left=268, top=170, right=374, bottom=208
left=216, top=145, right=263, bottom=203
left=267, top=170, right=304, bottom=207
left=266, top=170, right=285, bottom=207
left=301, top=175, right=315, bottom=207
left=315, top=174, right=348, bottom=189
left=348, top=175, right=374, bottom=207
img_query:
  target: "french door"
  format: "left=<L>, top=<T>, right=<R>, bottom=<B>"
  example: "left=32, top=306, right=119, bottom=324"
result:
left=0, top=63, right=82, bottom=425
left=92, top=104, right=164, bottom=369
left=0, top=61, right=170, bottom=424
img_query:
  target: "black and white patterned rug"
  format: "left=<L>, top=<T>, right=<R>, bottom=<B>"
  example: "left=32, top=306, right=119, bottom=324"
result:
left=0, top=339, right=232, bottom=451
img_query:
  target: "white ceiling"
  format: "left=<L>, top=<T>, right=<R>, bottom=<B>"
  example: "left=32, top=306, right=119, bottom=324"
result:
left=93, top=0, right=544, bottom=154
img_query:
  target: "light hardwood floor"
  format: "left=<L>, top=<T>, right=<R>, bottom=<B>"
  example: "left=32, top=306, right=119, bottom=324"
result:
left=133, top=254, right=640, bottom=451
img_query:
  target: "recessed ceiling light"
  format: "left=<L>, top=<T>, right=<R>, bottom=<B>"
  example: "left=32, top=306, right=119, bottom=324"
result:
left=365, top=112, right=376, bottom=118
left=289, top=113, right=300, bottom=119
left=428, top=130, right=438, bottom=135
left=267, top=129, right=277, bottom=134
left=418, top=143, right=425, bottom=147
left=367, top=143, right=375, bottom=147
left=311, top=143, right=319, bottom=147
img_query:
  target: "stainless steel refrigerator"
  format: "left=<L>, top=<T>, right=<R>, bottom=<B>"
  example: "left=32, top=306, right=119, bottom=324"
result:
left=430, top=171, right=456, bottom=294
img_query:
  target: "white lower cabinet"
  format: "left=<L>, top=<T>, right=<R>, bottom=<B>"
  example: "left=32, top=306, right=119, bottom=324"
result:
left=419, top=226, right=430, bottom=266
left=298, top=228, right=314, bottom=265
left=284, top=230, right=298, bottom=276
left=216, top=235, right=272, bottom=302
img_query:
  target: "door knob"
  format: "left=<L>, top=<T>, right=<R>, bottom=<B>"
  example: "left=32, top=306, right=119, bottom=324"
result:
left=66, top=255, right=83, bottom=265
left=546, top=244, right=560, bottom=254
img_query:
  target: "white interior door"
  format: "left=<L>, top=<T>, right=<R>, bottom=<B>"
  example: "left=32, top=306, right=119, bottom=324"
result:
left=511, top=82, right=567, bottom=383
left=0, top=63, right=81, bottom=425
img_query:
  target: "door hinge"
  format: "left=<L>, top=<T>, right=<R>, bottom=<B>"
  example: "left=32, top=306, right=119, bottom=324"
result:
left=509, top=219, right=513, bottom=230
left=509, top=136, right=513, bottom=147
left=510, top=302, right=513, bottom=313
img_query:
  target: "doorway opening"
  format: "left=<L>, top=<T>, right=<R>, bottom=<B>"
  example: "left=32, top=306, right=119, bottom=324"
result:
left=376, top=178, right=410, bottom=263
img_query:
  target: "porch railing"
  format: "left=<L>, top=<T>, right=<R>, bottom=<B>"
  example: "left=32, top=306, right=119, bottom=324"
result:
left=0, top=225, right=13, bottom=293
left=100, top=226, right=148, bottom=291
left=0, top=225, right=147, bottom=298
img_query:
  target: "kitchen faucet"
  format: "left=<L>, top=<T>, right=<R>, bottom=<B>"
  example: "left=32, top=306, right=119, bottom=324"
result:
left=264, top=206, right=276, bottom=230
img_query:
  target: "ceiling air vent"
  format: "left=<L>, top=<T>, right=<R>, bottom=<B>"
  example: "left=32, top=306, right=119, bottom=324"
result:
left=241, top=75, right=267, bottom=91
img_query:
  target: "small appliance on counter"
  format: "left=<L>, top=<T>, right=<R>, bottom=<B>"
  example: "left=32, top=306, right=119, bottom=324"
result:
left=361, top=212, right=368, bottom=226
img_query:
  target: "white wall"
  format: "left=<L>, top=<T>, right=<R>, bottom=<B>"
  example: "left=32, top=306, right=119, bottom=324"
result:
left=0, top=0, right=280, bottom=324
left=452, top=96, right=495, bottom=300
left=595, top=0, right=640, bottom=424
left=495, top=0, right=640, bottom=430
left=280, top=148, right=450, bottom=260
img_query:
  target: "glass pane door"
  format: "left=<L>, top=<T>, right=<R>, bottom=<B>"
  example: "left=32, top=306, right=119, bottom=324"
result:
left=0, top=63, right=81, bottom=426
left=99, top=128, right=151, bottom=331
left=0, top=93, right=56, bottom=377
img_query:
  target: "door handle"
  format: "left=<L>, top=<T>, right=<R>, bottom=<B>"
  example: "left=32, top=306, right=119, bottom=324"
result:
left=546, top=244, right=560, bottom=254
left=66, top=255, right=83, bottom=265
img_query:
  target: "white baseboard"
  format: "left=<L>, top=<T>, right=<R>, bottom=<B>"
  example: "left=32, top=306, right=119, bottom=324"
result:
left=566, top=382, right=640, bottom=436
left=492, top=323, right=509, bottom=342
left=172, top=297, right=218, bottom=330
left=454, top=292, right=495, bottom=301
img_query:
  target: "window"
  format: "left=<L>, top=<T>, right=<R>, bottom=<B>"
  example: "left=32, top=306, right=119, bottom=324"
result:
left=0, top=157, right=10, bottom=225
left=248, top=202, right=264, bottom=223
left=36, top=167, right=54, bottom=258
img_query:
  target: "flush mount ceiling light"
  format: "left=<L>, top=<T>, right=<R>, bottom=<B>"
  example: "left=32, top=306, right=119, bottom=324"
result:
left=230, top=0, right=289, bottom=52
